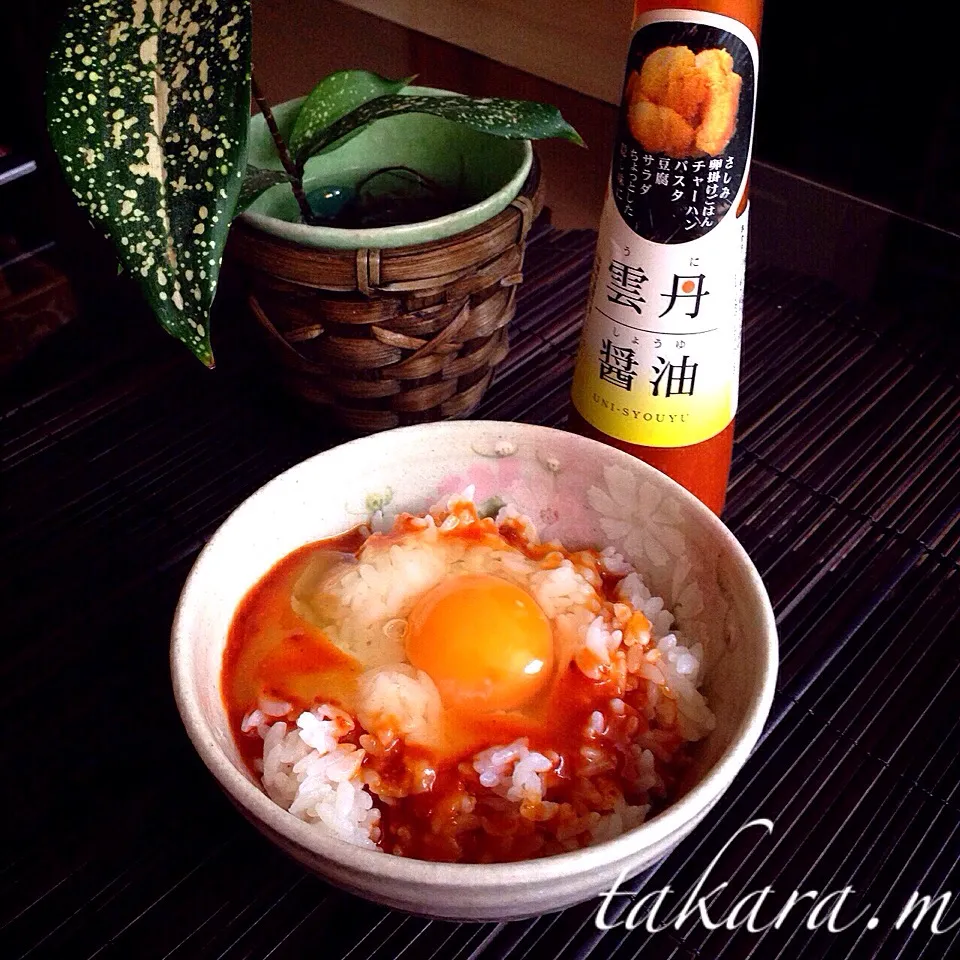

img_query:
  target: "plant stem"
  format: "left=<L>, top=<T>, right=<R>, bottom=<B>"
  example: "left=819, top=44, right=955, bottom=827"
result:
left=251, top=72, right=315, bottom=225
left=355, top=165, right=448, bottom=197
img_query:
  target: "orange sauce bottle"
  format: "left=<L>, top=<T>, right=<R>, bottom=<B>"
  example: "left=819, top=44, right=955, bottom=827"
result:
left=569, top=0, right=763, bottom=514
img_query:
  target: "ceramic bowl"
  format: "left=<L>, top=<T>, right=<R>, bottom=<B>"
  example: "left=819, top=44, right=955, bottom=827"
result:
left=171, top=421, right=777, bottom=920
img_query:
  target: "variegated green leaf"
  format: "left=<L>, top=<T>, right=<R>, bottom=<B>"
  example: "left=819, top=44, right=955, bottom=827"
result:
left=237, top=165, right=292, bottom=213
left=46, top=0, right=252, bottom=367
left=288, top=69, right=412, bottom=162
left=294, top=94, right=584, bottom=170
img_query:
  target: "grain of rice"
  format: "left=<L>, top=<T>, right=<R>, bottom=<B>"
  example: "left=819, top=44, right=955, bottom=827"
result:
left=241, top=709, right=264, bottom=733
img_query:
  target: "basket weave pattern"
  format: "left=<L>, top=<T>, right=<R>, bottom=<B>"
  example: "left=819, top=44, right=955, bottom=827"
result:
left=228, top=160, right=545, bottom=433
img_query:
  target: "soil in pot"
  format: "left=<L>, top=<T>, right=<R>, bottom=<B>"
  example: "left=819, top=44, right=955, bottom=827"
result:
left=306, top=166, right=468, bottom=229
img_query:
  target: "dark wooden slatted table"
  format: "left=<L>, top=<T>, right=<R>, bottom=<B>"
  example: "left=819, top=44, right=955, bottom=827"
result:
left=2, top=193, right=959, bottom=959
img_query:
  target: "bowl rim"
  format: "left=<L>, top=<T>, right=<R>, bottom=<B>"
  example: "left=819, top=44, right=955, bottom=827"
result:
left=171, top=421, right=778, bottom=888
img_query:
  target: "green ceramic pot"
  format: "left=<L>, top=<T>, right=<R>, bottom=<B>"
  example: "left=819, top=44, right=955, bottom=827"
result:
left=240, top=89, right=533, bottom=250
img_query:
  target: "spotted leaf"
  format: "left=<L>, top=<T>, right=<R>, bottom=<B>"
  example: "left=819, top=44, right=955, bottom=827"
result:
left=237, top=166, right=292, bottom=214
left=293, top=94, right=585, bottom=170
left=288, top=69, right=413, bottom=161
left=46, top=0, right=252, bottom=367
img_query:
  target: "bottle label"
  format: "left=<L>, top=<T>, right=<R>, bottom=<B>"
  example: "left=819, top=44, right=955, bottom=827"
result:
left=572, top=9, right=758, bottom=448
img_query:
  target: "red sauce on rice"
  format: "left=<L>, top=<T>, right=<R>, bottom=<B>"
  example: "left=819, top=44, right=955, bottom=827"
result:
left=222, top=508, right=697, bottom=863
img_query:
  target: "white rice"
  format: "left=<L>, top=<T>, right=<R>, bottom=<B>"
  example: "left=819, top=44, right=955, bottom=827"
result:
left=615, top=570, right=676, bottom=638
left=591, top=798, right=652, bottom=844
left=472, top=738, right=554, bottom=803
left=494, top=502, right=540, bottom=544
left=578, top=615, right=625, bottom=679
left=528, top=559, right=597, bottom=617
left=355, top=664, right=442, bottom=748
left=257, top=703, right=381, bottom=850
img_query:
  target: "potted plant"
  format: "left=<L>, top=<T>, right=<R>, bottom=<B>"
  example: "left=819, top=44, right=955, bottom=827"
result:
left=46, top=1, right=582, bottom=430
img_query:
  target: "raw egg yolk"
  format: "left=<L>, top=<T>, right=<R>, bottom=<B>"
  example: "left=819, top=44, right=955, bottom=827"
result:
left=405, top=574, right=554, bottom=712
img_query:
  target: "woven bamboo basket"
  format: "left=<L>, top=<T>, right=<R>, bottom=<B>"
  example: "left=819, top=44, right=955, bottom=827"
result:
left=227, top=157, right=545, bottom=434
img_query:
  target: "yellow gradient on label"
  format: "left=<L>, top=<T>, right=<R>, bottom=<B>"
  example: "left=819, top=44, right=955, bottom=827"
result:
left=572, top=358, right=733, bottom=447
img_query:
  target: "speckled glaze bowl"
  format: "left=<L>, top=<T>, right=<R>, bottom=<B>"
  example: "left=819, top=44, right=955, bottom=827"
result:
left=171, top=421, right=778, bottom=920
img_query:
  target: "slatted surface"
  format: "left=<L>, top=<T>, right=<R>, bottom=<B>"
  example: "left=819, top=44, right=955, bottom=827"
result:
left=2, top=224, right=959, bottom=960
